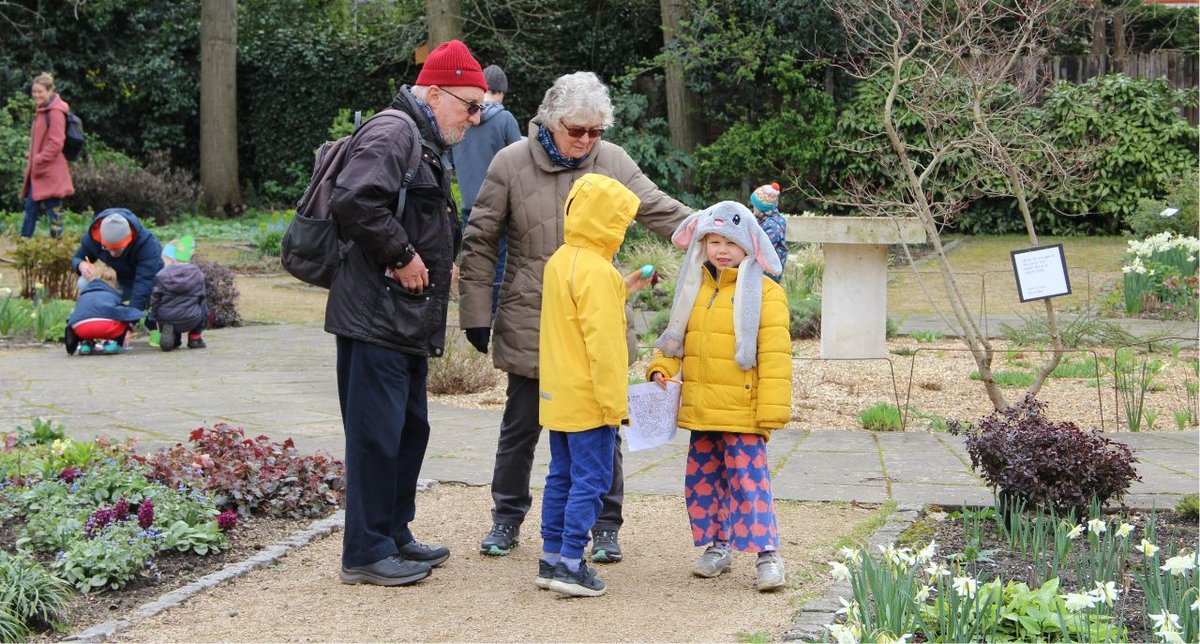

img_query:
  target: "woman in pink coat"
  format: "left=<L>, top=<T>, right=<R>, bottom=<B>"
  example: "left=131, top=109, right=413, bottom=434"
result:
left=20, top=72, right=74, bottom=238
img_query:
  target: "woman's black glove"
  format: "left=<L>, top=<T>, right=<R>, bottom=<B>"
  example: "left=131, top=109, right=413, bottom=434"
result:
left=464, top=327, right=490, bottom=354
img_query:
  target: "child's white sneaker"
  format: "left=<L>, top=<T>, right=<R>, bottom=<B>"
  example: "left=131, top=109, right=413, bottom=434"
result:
left=756, top=551, right=786, bottom=591
left=692, top=545, right=732, bottom=578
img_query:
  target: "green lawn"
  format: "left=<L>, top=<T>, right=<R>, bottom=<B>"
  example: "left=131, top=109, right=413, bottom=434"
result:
left=887, top=235, right=1129, bottom=316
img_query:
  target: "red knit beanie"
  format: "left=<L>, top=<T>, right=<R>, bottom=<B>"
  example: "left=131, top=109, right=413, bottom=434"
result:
left=416, top=40, right=487, bottom=91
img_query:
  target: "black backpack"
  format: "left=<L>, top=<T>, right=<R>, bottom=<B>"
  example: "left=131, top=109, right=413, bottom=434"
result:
left=46, top=109, right=85, bottom=161
left=281, top=109, right=421, bottom=288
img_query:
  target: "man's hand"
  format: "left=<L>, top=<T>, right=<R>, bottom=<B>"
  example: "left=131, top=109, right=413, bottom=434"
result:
left=623, top=267, right=654, bottom=296
left=387, top=253, right=429, bottom=293
left=464, top=327, right=490, bottom=354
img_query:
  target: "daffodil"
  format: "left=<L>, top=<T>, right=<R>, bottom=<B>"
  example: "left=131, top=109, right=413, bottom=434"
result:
left=952, top=576, right=977, bottom=598
left=1150, top=610, right=1181, bottom=633
left=839, top=546, right=861, bottom=564
left=1160, top=553, right=1197, bottom=576
left=1066, top=524, right=1084, bottom=540
left=1087, top=518, right=1106, bottom=535
left=1062, top=592, right=1099, bottom=612
left=826, top=622, right=860, bottom=644
left=916, top=541, right=937, bottom=564
left=829, top=560, right=851, bottom=582
left=914, top=585, right=932, bottom=603
left=1091, top=580, right=1120, bottom=605
left=1138, top=539, right=1160, bottom=557
left=877, top=633, right=910, bottom=644
left=924, top=561, right=950, bottom=580
left=1191, top=596, right=1200, bottom=612
left=1115, top=522, right=1134, bottom=538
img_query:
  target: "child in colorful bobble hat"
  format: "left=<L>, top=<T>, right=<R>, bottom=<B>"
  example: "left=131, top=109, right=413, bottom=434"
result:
left=149, top=236, right=207, bottom=351
left=749, top=182, right=788, bottom=282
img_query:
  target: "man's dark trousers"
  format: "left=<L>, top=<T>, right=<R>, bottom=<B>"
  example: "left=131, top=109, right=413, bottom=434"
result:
left=490, top=372, right=624, bottom=531
left=337, top=336, right=430, bottom=567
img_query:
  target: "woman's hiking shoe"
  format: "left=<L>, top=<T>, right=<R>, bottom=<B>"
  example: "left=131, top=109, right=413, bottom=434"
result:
left=755, top=551, right=786, bottom=591
left=339, top=555, right=431, bottom=587
left=548, top=561, right=607, bottom=597
left=590, top=529, right=622, bottom=563
left=534, top=559, right=555, bottom=589
left=480, top=523, right=519, bottom=556
left=397, top=540, right=450, bottom=567
left=692, top=545, right=733, bottom=578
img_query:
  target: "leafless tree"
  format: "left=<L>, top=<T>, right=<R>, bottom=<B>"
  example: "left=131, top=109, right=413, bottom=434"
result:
left=831, top=0, right=1092, bottom=409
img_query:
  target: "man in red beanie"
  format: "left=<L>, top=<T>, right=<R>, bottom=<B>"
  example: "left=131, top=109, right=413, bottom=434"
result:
left=326, top=39, right=485, bottom=587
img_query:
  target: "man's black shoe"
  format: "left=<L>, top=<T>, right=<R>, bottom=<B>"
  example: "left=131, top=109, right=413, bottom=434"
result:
left=339, top=555, right=431, bottom=586
left=591, top=529, right=622, bottom=563
left=480, top=523, right=519, bottom=556
left=397, top=540, right=450, bottom=567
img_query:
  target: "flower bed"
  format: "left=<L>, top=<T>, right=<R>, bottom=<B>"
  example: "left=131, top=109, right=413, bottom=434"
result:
left=0, top=420, right=343, bottom=639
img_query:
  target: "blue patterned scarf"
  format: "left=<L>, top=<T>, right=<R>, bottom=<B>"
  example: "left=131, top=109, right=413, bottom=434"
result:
left=537, top=124, right=588, bottom=169
left=417, top=99, right=443, bottom=142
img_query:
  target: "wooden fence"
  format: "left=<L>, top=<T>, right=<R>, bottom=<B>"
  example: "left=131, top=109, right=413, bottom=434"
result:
left=1021, top=50, right=1199, bottom=124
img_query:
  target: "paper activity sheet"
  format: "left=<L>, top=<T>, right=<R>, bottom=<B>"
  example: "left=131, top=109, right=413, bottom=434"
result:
left=626, top=380, right=682, bottom=451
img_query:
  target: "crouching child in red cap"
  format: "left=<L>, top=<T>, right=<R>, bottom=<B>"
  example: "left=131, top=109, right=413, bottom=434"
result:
left=65, top=262, right=144, bottom=355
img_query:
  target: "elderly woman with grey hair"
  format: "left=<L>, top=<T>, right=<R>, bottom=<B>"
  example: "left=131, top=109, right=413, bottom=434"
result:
left=460, top=71, right=691, bottom=563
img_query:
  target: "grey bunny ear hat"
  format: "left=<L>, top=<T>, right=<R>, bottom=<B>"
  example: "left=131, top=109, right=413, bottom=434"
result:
left=654, top=200, right=783, bottom=371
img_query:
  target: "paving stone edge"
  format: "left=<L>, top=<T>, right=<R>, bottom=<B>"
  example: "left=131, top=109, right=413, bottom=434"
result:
left=780, top=503, right=924, bottom=642
left=61, top=479, right=438, bottom=642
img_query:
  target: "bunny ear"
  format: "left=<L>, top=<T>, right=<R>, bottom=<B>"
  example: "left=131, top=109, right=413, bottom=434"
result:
left=750, top=224, right=783, bottom=275
left=670, top=210, right=704, bottom=249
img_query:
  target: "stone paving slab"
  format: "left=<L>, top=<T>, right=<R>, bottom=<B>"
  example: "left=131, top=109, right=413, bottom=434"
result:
left=2, top=322, right=1196, bottom=509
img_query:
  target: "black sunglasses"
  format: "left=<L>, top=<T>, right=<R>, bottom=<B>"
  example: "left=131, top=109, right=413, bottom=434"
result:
left=439, top=87, right=482, bottom=116
left=559, top=120, right=606, bottom=139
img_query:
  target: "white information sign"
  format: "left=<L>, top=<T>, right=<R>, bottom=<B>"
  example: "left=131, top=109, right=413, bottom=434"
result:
left=626, top=380, right=681, bottom=451
left=1010, top=244, right=1072, bottom=303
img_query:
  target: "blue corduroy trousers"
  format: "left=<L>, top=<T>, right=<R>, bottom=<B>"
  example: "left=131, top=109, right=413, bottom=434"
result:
left=540, top=426, right=616, bottom=559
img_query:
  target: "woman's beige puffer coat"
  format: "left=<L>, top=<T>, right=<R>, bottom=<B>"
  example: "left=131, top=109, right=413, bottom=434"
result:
left=459, top=119, right=690, bottom=379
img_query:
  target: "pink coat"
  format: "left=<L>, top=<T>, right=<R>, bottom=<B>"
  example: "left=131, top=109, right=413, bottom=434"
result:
left=21, top=94, right=74, bottom=201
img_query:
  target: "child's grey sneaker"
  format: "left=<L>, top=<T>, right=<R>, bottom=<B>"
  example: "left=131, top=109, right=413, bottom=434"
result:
left=548, top=561, right=606, bottom=597
left=590, top=529, right=622, bottom=563
left=692, top=545, right=733, bottom=578
left=534, top=559, right=554, bottom=589
left=479, top=523, right=519, bottom=556
left=755, top=551, right=786, bottom=591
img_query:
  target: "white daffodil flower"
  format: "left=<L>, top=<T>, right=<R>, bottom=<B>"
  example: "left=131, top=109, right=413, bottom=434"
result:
left=1115, top=522, right=1134, bottom=538
left=924, top=561, right=950, bottom=580
left=1087, top=518, right=1106, bottom=535
left=916, top=541, right=937, bottom=564
left=877, top=633, right=911, bottom=644
left=914, top=585, right=932, bottom=603
left=1161, top=553, right=1197, bottom=576
left=1091, top=580, right=1120, bottom=605
left=840, top=547, right=861, bottom=564
left=1067, top=524, right=1084, bottom=540
left=829, top=560, right=852, bottom=582
left=1062, top=592, right=1100, bottom=612
left=1138, top=539, right=1160, bottom=557
left=1150, top=610, right=1181, bottom=632
left=826, top=623, right=859, bottom=644
left=1191, top=596, right=1200, bottom=612
left=952, top=576, right=977, bottom=598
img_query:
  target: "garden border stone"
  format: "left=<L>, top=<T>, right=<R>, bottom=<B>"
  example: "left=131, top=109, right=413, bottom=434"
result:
left=780, top=502, right=923, bottom=642
left=61, top=479, right=437, bottom=642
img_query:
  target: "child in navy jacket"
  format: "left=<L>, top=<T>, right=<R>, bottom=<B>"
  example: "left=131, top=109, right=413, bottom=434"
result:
left=65, top=262, right=144, bottom=355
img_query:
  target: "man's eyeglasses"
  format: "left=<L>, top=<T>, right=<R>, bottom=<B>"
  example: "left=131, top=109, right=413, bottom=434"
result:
left=439, top=87, right=482, bottom=116
left=560, top=120, right=606, bottom=140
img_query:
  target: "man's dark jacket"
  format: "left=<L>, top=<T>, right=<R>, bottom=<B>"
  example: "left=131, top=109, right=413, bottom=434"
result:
left=71, top=208, right=164, bottom=311
left=324, top=86, right=460, bottom=357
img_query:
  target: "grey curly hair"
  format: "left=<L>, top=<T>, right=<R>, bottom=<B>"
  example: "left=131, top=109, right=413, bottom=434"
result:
left=536, top=71, right=615, bottom=131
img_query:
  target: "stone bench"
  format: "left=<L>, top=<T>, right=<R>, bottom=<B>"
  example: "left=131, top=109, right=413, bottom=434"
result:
left=784, top=216, right=927, bottom=359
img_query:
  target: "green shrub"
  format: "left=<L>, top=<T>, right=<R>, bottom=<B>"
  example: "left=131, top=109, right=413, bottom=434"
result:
left=1177, top=493, right=1199, bottom=522
left=255, top=212, right=288, bottom=257
left=193, top=260, right=242, bottom=328
left=0, top=550, right=70, bottom=634
left=427, top=334, right=501, bottom=395
left=788, top=291, right=821, bottom=340
left=0, top=93, right=30, bottom=211
left=54, top=522, right=157, bottom=592
left=1127, top=167, right=1199, bottom=238
left=12, top=237, right=77, bottom=300
left=69, top=151, right=201, bottom=225
left=859, top=401, right=902, bottom=431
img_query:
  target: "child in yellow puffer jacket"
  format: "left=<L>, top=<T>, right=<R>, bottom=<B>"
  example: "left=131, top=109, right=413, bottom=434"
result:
left=647, top=200, right=792, bottom=592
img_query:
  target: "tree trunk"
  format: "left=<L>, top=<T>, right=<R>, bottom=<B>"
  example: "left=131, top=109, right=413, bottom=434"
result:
left=199, top=0, right=240, bottom=217
left=660, top=0, right=703, bottom=153
left=1089, top=11, right=1107, bottom=56
left=1113, top=9, right=1126, bottom=57
left=426, top=0, right=463, bottom=48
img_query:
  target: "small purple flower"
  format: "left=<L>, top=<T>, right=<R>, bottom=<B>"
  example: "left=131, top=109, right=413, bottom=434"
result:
left=216, top=508, right=238, bottom=531
left=58, top=466, right=81, bottom=483
left=138, top=498, right=155, bottom=529
left=114, top=497, right=130, bottom=521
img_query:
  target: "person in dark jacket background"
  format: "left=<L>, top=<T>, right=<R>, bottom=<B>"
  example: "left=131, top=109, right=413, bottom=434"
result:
left=324, top=39, right=485, bottom=588
left=150, top=240, right=207, bottom=351
left=71, top=208, right=163, bottom=313
left=447, top=64, right=522, bottom=313
left=64, top=262, right=144, bottom=355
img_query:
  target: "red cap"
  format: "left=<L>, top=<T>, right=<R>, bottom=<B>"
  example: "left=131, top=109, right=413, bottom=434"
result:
left=416, top=40, right=486, bottom=91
